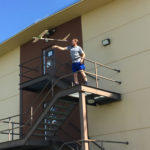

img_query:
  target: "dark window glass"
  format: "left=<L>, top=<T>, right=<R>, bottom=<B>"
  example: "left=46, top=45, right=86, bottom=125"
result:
left=43, top=48, right=55, bottom=75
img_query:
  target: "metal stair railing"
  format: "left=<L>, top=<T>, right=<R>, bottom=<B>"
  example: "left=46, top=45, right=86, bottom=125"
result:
left=0, top=72, right=55, bottom=141
left=20, top=55, right=72, bottom=82
left=0, top=57, right=121, bottom=144
left=58, top=139, right=129, bottom=150
left=23, top=74, right=81, bottom=143
left=19, top=55, right=121, bottom=85
left=0, top=60, right=73, bottom=141
left=0, top=71, right=79, bottom=142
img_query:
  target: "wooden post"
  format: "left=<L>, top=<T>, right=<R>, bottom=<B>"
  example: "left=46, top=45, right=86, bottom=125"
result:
left=31, top=106, right=33, bottom=126
left=79, top=92, right=89, bottom=150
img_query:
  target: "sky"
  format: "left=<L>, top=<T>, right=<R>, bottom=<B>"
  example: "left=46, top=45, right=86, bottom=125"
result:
left=0, top=0, right=80, bottom=43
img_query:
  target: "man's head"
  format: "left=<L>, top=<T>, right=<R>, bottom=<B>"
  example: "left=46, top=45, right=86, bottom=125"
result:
left=71, top=38, right=79, bottom=46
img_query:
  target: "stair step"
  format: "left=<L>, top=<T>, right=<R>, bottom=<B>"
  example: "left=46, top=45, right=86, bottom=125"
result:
left=49, top=110, right=69, bottom=116
left=44, top=116, right=66, bottom=121
left=40, top=122, right=60, bottom=127
left=58, top=99, right=77, bottom=105
left=54, top=104, right=72, bottom=110
left=37, top=127, right=57, bottom=132
left=32, top=133, right=53, bottom=137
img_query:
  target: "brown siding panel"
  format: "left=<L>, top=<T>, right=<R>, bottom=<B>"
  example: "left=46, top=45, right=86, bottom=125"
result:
left=20, top=17, right=83, bottom=141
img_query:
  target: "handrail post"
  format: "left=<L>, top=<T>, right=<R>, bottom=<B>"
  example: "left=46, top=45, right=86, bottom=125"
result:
left=100, top=141, right=105, bottom=150
left=91, top=141, right=104, bottom=150
left=12, top=122, right=14, bottom=141
left=76, top=143, right=80, bottom=150
left=31, top=106, right=33, bottom=126
left=76, top=144, right=79, bottom=150
left=8, top=118, right=11, bottom=141
left=94, top=62, right=98, bottom=88
left=52, top=80, right=54, bottom=96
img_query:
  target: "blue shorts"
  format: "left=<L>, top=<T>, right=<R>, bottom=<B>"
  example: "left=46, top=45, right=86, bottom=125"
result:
left=72, top=62, right=85, bottom=73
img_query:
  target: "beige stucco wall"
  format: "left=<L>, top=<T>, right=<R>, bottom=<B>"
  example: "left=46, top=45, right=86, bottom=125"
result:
left=82, top=0, right=150, bottom=149
left=0, top=47, right=20, bottom=142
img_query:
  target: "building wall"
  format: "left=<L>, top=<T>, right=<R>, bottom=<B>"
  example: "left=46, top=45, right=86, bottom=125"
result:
left=81, top=0, right=150, bottom=149
left=0, top=47, right=20, bottom=142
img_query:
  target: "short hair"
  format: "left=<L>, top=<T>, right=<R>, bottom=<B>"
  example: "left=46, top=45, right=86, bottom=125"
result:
left=73, top=38, right=79, bottom=43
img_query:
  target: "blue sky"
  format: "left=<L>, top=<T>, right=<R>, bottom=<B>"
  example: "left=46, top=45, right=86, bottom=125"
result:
left=0, top=0, right=80, bottom=43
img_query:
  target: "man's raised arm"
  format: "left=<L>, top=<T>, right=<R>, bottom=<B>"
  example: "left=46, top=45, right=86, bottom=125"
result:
left=52, top=45, right=67, bottom=51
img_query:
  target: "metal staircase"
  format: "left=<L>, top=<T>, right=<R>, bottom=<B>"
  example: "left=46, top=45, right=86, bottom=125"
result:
left=23, top=85, right=83, bottom=142
left=32, top=98, right=77, bottom=140
left=0, top=58, right=128, bottom=150
left=0, top=85, right=82, bottom=150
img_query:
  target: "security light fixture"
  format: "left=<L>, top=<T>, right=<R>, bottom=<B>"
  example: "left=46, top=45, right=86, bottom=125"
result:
left=45, top=38, right=49, bottom=42
left=47, top=28, right=56, bottom=36
left=87, top=95, right=106, bottom=106
left=102, top=38, right=111, bottom=46
left=87, top=99, right=95, bottom=104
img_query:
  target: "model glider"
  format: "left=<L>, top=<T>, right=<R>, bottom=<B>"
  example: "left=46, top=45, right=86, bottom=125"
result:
left=32, top=30, right=49, bottom=43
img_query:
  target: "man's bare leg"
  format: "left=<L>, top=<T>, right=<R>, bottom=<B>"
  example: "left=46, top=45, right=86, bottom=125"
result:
left=80, top=70, right=88, bottom=84
left=74, top=72, right=79, bottom=85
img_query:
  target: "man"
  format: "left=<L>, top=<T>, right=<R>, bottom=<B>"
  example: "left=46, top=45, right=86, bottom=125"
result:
left=52, top=38, right=88, bottom=85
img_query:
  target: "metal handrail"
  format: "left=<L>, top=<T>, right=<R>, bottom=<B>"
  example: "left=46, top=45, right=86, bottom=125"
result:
left=0, top=115, right=21, bottom=122
left=84, top=58, right=120, bottom=72
left=85, top=71, right=121, bottom=84
left=19, top=56, right=120, bottom=80
left=0, top=120, right=20, bottom=125
left=20, top=56, right=71, bottom=81
left=58, top=139, right=129, bottom=150
left=20, top=56, right=120, bottom=73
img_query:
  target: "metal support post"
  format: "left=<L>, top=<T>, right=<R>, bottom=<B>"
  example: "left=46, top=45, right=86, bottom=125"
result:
left=52, top=80, right=54, bottom=96
left=20, top=89, right=23, bottom=139
left=94, top=62, right=98, bottom=88
left=8, top=118, right=11, bottom=141
left=79, top=92, right=89, bottom=150
left=12, top=122, right=14, bottom=141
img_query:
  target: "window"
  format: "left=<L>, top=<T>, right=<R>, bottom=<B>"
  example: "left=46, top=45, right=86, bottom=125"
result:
left=43, top=103, right=57, bottom=140
left=43, top=48, right=55, bottom=75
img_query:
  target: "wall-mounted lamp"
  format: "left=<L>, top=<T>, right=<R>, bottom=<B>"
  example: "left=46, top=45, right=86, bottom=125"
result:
left=87, top=99, right=95, bottom=105
left=46, top=28, right=56, bottom=36
left=87, top=95, right=106, bottom=106
left=102, top=38, right=111, bottom=46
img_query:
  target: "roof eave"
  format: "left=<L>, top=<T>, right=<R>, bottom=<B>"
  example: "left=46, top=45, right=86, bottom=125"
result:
left=0, top=0, right=112, bottom=56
